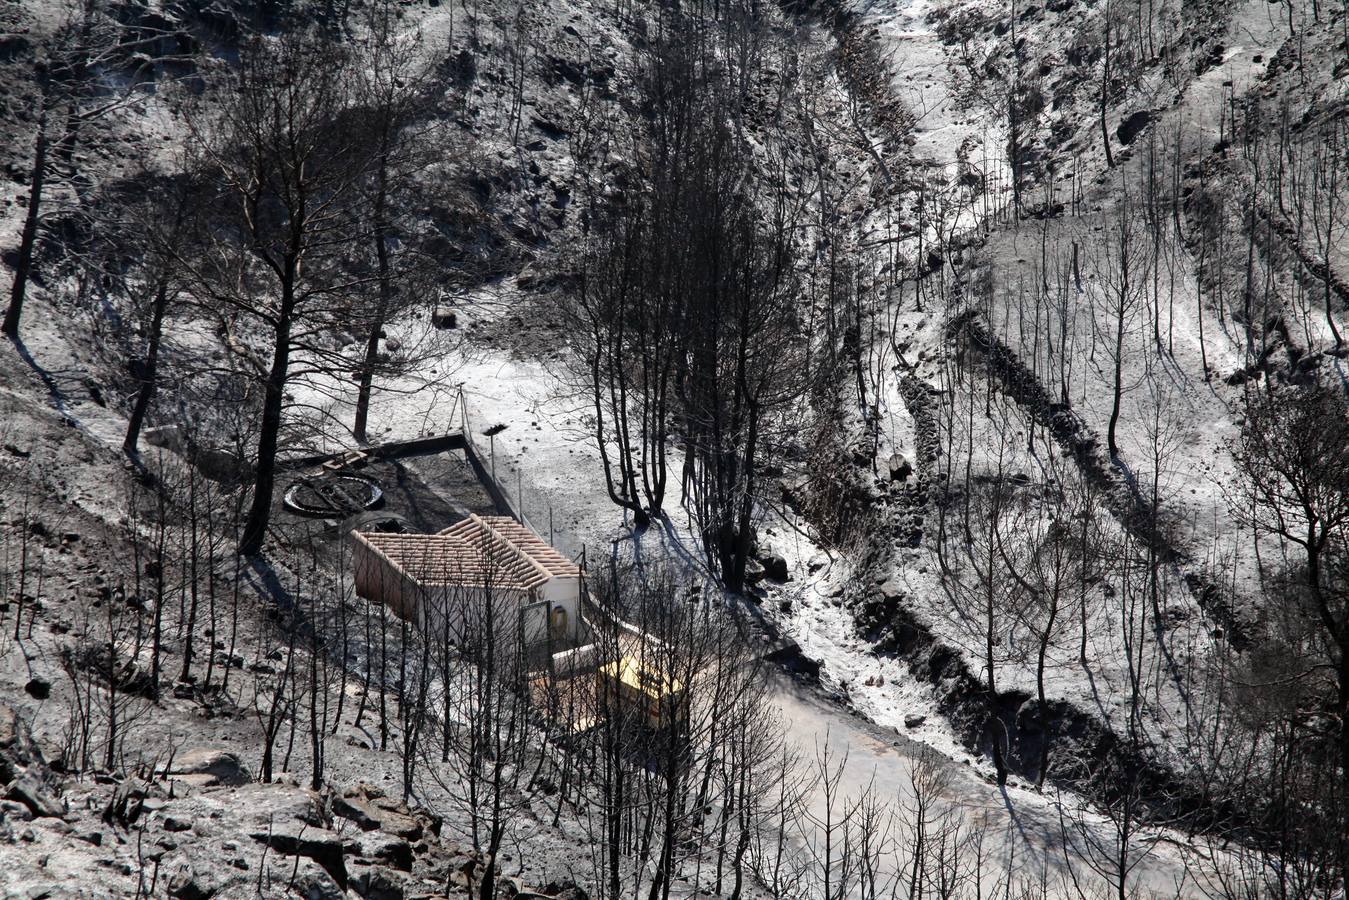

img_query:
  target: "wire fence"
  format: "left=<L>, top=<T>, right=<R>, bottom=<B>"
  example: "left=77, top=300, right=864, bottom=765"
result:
left=453, top=387, right=588, bottom=563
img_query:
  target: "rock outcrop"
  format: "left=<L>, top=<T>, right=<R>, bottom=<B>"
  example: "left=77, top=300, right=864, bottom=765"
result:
left=0, top=705, right=64, bottom=819
left=168, top=747, right=252, bottom=787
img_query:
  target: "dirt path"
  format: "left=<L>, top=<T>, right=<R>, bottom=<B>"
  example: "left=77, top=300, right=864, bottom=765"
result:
left=773, top=675, right=1216, bottom=895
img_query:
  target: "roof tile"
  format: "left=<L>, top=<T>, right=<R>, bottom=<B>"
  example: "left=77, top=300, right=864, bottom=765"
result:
left=357, top=514, right=579, bottom=593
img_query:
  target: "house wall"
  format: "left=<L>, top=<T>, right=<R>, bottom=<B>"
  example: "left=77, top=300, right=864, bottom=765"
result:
left=417, top=578, right=582, bottom=649
left=352, top=537, right=422, bottom=620
left=539, top=574, right=582, bottom=641
left=352, top=532, right=585, bottom=651
left=417, top=584, right=533, bottom=647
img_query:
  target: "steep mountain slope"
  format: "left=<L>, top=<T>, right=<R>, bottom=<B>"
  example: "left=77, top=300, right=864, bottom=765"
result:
left=0, top=0, right=1345, bottom=895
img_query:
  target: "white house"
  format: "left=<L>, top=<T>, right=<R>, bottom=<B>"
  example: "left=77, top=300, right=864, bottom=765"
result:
left=352, top=514, right=583, bottom=648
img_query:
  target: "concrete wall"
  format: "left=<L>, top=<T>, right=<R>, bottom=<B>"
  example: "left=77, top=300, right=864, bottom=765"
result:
left=352, top=536, right=422, bottom=620
left=419, top=584, right=533, bottom=647
left=539, top=574, right=582, bottom=643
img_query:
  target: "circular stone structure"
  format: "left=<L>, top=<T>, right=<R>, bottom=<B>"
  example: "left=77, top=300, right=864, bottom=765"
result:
left=283, top=473, right=383, bottom=518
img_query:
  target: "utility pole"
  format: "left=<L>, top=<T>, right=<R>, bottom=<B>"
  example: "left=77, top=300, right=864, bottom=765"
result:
left=483, top=423, right=507, bottom=509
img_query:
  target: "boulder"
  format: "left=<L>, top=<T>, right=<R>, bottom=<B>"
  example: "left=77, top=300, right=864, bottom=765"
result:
left=904, top=714, right=927, bottom=729
left=887, top=453, right=912, bottom=482
left=743, top=559, right=766, bottom=586
left=760, top=554, right=789, bottom=583
left=353, top=830, right=413, bottom=871
left=164, top=854, right=226, bottom=900
left=238, top=783, right=327, bottom=828
left=336, top=784, right=425, bottom=840
left=250, top=822, right=347, bottom=889
left=104, top=776, right=163, bottom=825
left=163, top=815, right=193, bottom=832
left=540, top=879, right=590, bottom=900
left=373, top=807, right=421, bottom=841
left=443, top=845, right=484, bottom=891
left=0, top=705, right=46, bottom=781
left=332, top=794, right=381, bottom=831
left=170, top=748, right=250, bottom=787
left=283, top=856, right=346, bottom=900
left=0, top=706, right=62, bottom=818
left=1295, top=352, right=1323, bottom=374
left=1116, top=109, right=1152, bottom=145
left=350, top=864, right=411, bottom=900
left=0, top=798, right=33, bottom=821
left=6, top=772, right=64, bottom=818
left=877, top=577, right=905, bottom=602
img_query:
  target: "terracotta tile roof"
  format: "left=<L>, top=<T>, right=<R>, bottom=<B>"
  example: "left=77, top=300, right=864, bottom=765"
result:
left=357, top=514, right=579, bottom=593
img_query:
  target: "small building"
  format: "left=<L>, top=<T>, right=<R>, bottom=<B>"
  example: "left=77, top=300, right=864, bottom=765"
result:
left=352, top=514, right=583, bottom=648
left=599, top=655, right=688, bottom=730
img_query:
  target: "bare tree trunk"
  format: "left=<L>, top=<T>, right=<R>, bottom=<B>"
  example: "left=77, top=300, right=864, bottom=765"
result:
left=353, top=165, right=391, bottom=443
left=125, top=278, right=170, bottom=455
left=3, top=110, right=50, bottom=339
left=1107, top=299, right=1125, bottom=458
left=1099, top=9, right=1115, bottom=169
left=238, top=280, right=296, bottom=556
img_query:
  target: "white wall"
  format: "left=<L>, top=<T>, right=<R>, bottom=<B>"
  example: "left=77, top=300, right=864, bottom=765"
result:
left=539, top=574, right=582, bottom=642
